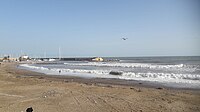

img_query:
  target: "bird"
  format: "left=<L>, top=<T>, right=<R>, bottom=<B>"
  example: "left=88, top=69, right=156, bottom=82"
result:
left=122, top=38, right=128, bottom=40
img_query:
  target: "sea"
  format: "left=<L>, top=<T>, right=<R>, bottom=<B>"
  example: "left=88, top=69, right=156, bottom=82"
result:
left=19, top=56, right=200, bottom=89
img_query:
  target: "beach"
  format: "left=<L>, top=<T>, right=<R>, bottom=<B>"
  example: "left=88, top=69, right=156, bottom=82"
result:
left=0, top=62, right=200, bottom=112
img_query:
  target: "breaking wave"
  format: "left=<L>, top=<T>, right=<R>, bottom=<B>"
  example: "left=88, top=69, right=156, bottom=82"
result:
left=20, top=64, right=200, bottom=84
left=64, top=62, right=199, bottom=72
left=64, top=62, right=185, bottom=68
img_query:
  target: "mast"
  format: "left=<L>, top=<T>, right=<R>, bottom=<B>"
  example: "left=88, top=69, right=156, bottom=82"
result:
left=44, top=52, right=46, bottom=59
left=21, top=50, right=23, bottom=56
left=59, top=47, right=61, bottom=60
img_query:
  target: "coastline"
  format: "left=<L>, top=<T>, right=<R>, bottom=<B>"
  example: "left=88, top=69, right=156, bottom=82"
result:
left=0, top=62, right=200, bottom=112
left=18, top=63, right=200, bottom=90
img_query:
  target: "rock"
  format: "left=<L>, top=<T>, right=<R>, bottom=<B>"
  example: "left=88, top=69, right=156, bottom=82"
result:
left=161, top=98, right=165, bottom=101
left=64, top=80, right=69, bottom=82
left=156, top=87, right=163, bottom=90
left=105, top=85, right=113, bottom=88
left=16, top=76, right=21, bottom=78
left=38, top=77, right=44, bottom=79
left=138, top=89, right=142, bottom=92
left=109, top=71, right=123, bottom=75
left=26, top=107, right=33, bottom=112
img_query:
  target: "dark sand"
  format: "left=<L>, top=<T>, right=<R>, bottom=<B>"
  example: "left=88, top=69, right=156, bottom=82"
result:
left=0, top=62, right=200, bottom=112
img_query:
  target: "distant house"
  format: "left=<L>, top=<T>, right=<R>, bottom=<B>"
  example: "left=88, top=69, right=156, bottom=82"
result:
left=92, top=57, right=104, bottom=62
left=0, top=56, right=10, bottom=62
left=19, top=55, right=30, bottom=61
left=0, top=55, right=18, bottom=62
left=3, top=56, right=10, bottom=60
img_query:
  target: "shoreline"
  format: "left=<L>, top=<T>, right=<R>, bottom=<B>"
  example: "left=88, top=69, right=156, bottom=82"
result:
left=18, top=63, right=200, bottom=91
left=14, top=63, right=165, bottom=90
left=0, top=62, right=200, bottom=112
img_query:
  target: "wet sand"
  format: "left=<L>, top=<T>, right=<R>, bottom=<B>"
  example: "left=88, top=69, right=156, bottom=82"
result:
left=0, top=62, right=200, bottom=112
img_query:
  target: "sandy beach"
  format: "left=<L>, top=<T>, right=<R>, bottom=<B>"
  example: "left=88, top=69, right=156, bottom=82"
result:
left=0, top=62, right=200, bottom=112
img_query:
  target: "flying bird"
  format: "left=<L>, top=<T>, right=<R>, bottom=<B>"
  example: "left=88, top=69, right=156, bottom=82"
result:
left=122, top=38, right=128, bottom=40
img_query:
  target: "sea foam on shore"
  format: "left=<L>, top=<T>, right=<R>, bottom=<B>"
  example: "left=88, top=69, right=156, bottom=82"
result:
left=19, top=62, right=200, bottom=89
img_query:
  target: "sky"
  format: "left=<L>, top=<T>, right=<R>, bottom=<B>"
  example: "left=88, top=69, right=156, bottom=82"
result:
left=0, top=0, right=200, bottom=57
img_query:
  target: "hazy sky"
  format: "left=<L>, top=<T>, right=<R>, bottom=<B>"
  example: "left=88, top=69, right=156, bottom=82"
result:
left=0, top=0, right=200, bottom=57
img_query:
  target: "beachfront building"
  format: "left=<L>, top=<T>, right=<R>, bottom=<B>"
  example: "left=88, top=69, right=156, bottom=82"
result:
left=0, top=57, right=4, bottom=62
left=0, top=56, right=10, bottom=62
left=19, top=55, right=30, bottom=61
left=92, top=57, right=104, bottom=62
left=0, top=55, right=18, bottom=62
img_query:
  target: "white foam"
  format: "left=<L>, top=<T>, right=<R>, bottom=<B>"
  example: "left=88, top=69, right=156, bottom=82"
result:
left=65, top=62, right=188, bottom=69
left=65, top=62, right=199, bottom=73
left=19, top=64, right=200, bottom=86
left=19, top=64, right=115, bottom=78
left=121, top=72, right=200, bottom=83
left=20, top=64, right=49, bottom=70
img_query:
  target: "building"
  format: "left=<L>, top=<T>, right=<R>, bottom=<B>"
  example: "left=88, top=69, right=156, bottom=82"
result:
left=19, top=55, right=30, bottom=61
left=92, top=57, right=104, bottom=62
left=0, top=56, right=18, bottom=62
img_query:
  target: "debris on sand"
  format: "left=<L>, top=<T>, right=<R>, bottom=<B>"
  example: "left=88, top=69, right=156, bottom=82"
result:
left=156, top=87, right=164, bottom=90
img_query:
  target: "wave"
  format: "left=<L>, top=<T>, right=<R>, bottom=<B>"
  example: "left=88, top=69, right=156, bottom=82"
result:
left=122, top=72, right=200, bottom=83
left=64, top=62, right=198, bottom=72
left=20, top=64, right=49, bottom=70
left=20, top=64, right=200, bottom=84
left=64, top=62, right=185, bottom=68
